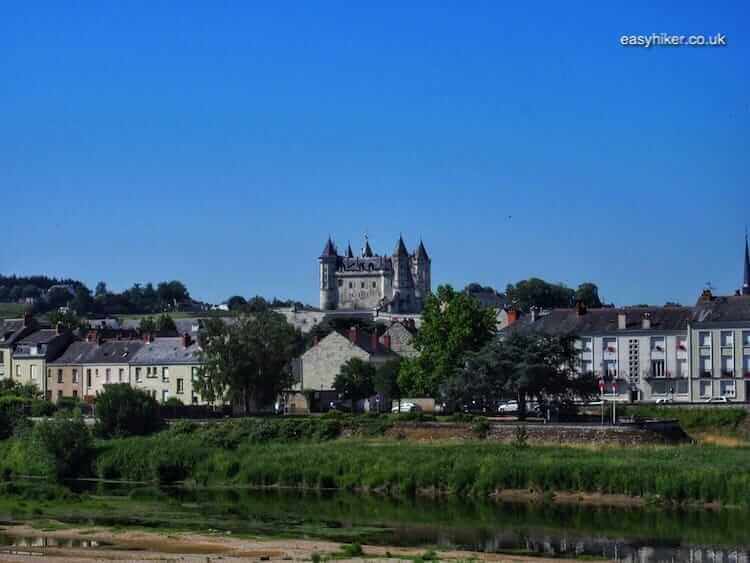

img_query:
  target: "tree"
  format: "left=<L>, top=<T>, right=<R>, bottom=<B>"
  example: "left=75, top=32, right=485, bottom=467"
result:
left=575, top=283, right=603, bottom=309
left=48, top=309, right=82, bottom=332
left=334, top=358, right=376, bottom=409
left=196, top=311, right=302, bottom=414
left=139, top=316, right=157, bottom=334
left=245, top=295, right=269, bottom=313
left=156, top=313, right=177, bottom=333
left=444, top=332, right=598, bottom=418
left=397, top=285, right=496, bottom=397
left=32, top=416, right=94, bottom=480
left=157, top=280, right=189, bottom=308
left=94, top=281, right=108, bottom=298
left=505, top=278, right=575, bottom=312
left=71, top=285, right=93, bottom=314
left=373, top=358, right=402, bottom=411
left=21, top=285, right=41, bottom=300
left=0, top=285, right=9, bottom=301
left=226, top=295, right=247, bottom=311
left=95, top=384, right=162, bottom=437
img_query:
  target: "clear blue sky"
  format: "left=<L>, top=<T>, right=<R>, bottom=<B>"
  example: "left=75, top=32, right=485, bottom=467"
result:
left=2, top=1, right=748, bottom=307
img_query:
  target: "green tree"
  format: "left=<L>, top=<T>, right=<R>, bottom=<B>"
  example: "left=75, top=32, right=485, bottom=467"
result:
left=196, top=311, right=302, bottom=414
left=95, top=384, right=162, bottom=438
left=505, top=278, right=575, bottom=312
left=445, top=332, right=598, bottom=418
left=156, top=313, right=177, bottom=333
left=245, top=295, right=269, bottom=313
left=398, top=285, right=496, bottom=397
left=226, top=295, right=247, bottom=311
left=94, top=281, right=108, bottom=298
left=48, top=309, right=82, bottom=332
left=373, top=358, right=402, bottom=412
left=32, top=416, right=94, bottom=480
left=575, top=282, right=603, bottom=309
left=157, top=280, right=189, bottom=308
left=71, top=285, right=93, bottom=314
left=334, top=358, right=376, bottom=409
left=139, top=316, right=157, bottom=334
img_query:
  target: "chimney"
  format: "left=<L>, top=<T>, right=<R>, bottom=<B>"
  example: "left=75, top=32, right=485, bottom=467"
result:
left=641, top=312, right=651, bottom=330
left=56, top=322, right=64, bottom=335
left=23, top=311, right=33, bottom=328
left=382, top=334, right=391, bottom=350
left=348, top=325, right=358, bottom=344
left=182, top=332, right=191, bottom=348
left=506, top=308, right=519, bottom=325
left=617, top=313, right=626, bottom=330
left=575, top=300, right=587, bottom=316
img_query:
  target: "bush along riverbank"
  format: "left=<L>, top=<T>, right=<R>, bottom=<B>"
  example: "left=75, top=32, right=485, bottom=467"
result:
left=2, top=414, right=750, bottom=507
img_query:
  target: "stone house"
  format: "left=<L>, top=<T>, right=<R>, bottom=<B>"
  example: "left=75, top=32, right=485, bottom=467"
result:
left=47, top=340, right=94, bottom=401
left=379, top=320, right=418, bottom=358
left=0, top=314, right=37, bottom=381
left=293, top=326, right=397, bottom=412
left=81, top=338, right=143, bottom=400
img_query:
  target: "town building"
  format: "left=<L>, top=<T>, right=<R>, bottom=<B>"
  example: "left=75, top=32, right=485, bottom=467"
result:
left=0, top=314, right=37, bottom=380
left=128, top=334, right=203, bottom=404
left=11, top=326, right=73, bottom=398
left=293, top=325, right=397, bottom=412
left=80, top=338, right=144, bottom=399
left=47, top=340, right=93, bottom=401
left=319, top=235, right=431, bottom=313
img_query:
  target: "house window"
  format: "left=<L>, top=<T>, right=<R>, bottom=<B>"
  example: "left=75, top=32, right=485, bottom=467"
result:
left=743, top=331, right=750, bottom=347
left=118, top=368, right=125, bottom=382
left=700, top=356, right=712, bottom=378
left=72, top=390, right=78, bottom=398
left=720, top=380, right=736, bottom=398
left=348, top=282, right=353, bottom=289
left=677, top=337, right=687, bottom=352
left=721, top=331, right=734, bottom=347
left=72, top=369, right=79, bottom=383
left=676, top=379, right=689, bottom=395
left=15, top=365, right=21, bottom=378
left=47, top=369, right=51, bottom=379
left=57, top=369, right=63, bottom=384
left=30, top=365, right=37, bottom=380
left=0, top=351, right=3, bottom=363
left=177, top=378, right=184, bottom=394
left=57, top=390, right=63, bottom=400
left=191, top=367, right=199, bottom=381
left=650, top=337, right=665, bottom=352
left=603, top=337, right=616, bottom=353
left=162, top=367, right=169, bottom=382
left=372, top=281, right=376, bottom=289
left=699, top=380, right=712, bottom=398
left=161, top=389, right=169, bottom=403
left=105, top=368, right=111, bottom=383
left=87, top=371, right=92, bottom=388
left=192, top=395, right=198, bottom=405
left=651, top=359, right=666, bottom=378
left=699, top=332, right=711, bottom=347
left=581, top=337, right=593, bottom=352
left=744, top=355, right=750, bottom=377
left=136, top=367, right=142, bottom=383
left=721, top=356, right=734, bottom=377
left=337, top=279, right=343, bottom=287
left=676, top=358, right=687, bottom=378
left=603, top=360, right=617, bottom=378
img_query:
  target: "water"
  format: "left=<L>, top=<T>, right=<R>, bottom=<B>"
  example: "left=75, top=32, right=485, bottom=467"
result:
left=8, top=481, right=750, bottom=561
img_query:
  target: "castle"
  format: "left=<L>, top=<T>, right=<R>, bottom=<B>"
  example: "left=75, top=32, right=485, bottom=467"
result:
left=319, top=235, right=431, bottom=313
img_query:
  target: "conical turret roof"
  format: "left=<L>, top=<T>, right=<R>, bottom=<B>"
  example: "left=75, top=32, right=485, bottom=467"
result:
left=394, top=235, right=409, bottom=257
left=346, top=242, right=354, bottom=258
left=417, top=239, right=429, bottom=260
left=320, top=237, right=337, bottom=258
left=363, top=237, right=374, bottom=257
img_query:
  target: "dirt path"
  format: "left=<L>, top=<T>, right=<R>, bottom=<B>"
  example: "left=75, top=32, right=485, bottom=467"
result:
left=0, top=524, right=606, bottom=562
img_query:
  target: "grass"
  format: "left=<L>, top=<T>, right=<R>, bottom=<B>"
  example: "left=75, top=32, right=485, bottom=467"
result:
left=4, top=415, right=750, bottom=508
left=0, top=303, right=25, bottom=319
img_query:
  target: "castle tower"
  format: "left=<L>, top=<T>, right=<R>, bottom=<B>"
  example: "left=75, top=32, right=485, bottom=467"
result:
left=392, top=236, right=414, bottom=312
left=319, top=237, right=339, bottom=310
left=743, top=231, right=750, bottom=296
left=413, top=239, right=431, bottom=307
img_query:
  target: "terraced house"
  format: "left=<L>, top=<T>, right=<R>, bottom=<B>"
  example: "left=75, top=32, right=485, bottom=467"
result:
left=128, top=334, right=203, bottom=404
left=11, top=326, right=73, bottom=399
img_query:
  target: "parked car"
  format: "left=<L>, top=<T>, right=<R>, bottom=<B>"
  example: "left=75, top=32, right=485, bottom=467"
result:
left=706, top=396, right=730, bottom=403
left=655, top=398, right=674, bottom=404
left=391, top=401, right=421, bottom=413
left=497, top=400, right=518, bottom=413
left=329, top=400, right=352, bottom=412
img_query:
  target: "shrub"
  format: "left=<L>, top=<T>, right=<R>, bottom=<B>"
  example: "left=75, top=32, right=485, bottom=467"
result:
left=95, top=384, right=162, bottom=438
left=56, top=396, right=81, bottom=412
left=30, top=399, right=56, bottom=417
left=471, top=418, right=490, bottom=438
left=0, top=396, right=29, bottom=438
left=513, top=425, right=529, bottom=449
left=32, top=416, right=94, bottom=481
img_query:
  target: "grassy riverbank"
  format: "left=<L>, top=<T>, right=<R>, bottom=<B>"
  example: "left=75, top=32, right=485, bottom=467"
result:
left=2, top=416, right=750, bottom=506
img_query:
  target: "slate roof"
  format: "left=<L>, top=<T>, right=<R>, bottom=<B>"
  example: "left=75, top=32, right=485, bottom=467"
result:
left=336, top=330, right=396, bottom=357
left=693, top=295, right=750, bottom=324
left=320, top=237, right=338, bottom=258
left=49, top=341, right=97, bottom=364
left=417, top=240, right=429, bottom=260
left=16, top=329, right=62, bottom=346
left=506, top=306, right=694, bottom=336
left=0, top=319, right=26, bottom=345
left=130, top=337, right=201, bottom=365
left=86, top=340, right=144, bottom=364
left=394, top=236, right=409, bottom=257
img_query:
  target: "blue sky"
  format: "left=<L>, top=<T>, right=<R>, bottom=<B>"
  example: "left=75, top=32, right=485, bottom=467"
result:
left=2, top=1, right=748, bottom=306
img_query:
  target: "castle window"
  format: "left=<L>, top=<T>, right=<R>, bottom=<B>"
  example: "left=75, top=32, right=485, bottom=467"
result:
left=349, top=282, right=353, bottom=289
left=372, top=282, right=376, bottom=289
left=338, top=279, right=343, bottom=287
left=361, top=282, right=365, bottom=289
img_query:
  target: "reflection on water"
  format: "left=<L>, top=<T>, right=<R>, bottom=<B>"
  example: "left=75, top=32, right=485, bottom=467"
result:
left=15, top=481, right=750, bottom=561
left=0, top=535, right=109, bottom=549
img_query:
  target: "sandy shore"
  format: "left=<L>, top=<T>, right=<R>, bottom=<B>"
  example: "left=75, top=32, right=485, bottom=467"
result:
left=0, top=524, right=605, bottom=562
